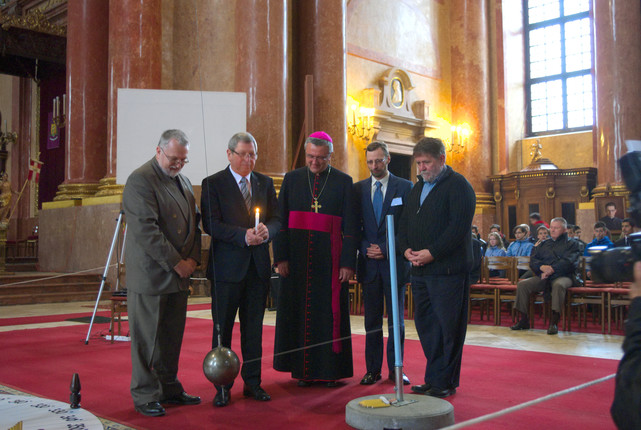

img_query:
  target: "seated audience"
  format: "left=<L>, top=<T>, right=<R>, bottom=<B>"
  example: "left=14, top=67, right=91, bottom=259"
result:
left=614, top=218, right=636, bottom=247
left=529, top=212, right=549, bottom=231
left=489, top=224, right=508, bottom=248
left=567, top=224, right=585, bottom=253
left=470, top=232, right=483, bottom=283
left=511, top=217, right=580, bottom=335
left=506, top=224, right=534, bottom=257
left=472, top=225, right=487, bottom=255
left=485, top=232, right=507, bottom=278
left=533, top=225, right=550, bottom=248
left=584, top=221, right=614, bottom=256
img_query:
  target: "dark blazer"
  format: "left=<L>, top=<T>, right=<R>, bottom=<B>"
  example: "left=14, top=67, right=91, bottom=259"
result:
left=354, top=173, right=412, bottom=284
left=201, top=166, right=281, bottom=283
left=122, top=157, right=201, bottom=295
left=398, top=165, right=476, bottom=276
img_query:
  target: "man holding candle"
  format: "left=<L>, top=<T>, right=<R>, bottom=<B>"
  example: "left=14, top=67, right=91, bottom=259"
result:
left=201, top=132, right=281, bottom=407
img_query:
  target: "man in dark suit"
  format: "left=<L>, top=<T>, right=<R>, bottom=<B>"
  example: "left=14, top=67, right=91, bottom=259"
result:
left=122, top=129, right=202, bottom=417
left=354, top=141, right=412, bottom=386
left=398, top=137, right=476, bottom=399
left=201, top=132, right=281, bottom=407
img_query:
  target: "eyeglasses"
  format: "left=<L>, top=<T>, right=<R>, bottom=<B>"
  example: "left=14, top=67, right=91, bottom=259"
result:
left=160, top=146, right=189, bottom=165
left=305, top=153, right=330, bottom=162
left=231, top=149, right=257, bottom=160
left=366, top=158, right=387, bottom=165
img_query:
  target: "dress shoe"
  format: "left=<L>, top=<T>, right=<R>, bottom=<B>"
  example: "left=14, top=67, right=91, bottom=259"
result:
left=360, top=372, right=382, bottom=385
left=410, top=383, right=431, bottom=394
left=243, top=384, right=271, bottom=401
left=297, top=380, right=313, bottom=387
left=511, top=319, right=530, bottom=330
left=388, top=373, right=411, bottom=386
left=326, top=380, right=339, bottom=388
left=135, top=401, right=165, bottom=417
left=162, top=391, right=201, bottom=405
left=213, top=388, right=230, bottom=407
left=547, top=323, right=558, bottom=335
left=426, top=387, right=456, bottom=398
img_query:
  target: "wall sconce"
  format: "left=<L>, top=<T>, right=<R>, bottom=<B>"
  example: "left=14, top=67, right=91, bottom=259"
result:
left=53, top=94, right=66, bottom=128
left=347, top=99, right=375, bottom=140
left=448, top=123, right=471, bottom=153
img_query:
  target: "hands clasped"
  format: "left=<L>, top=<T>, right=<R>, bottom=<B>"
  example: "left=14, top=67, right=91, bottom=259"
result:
left=404, top=248, right=434, bottom=267
left=246, top=223, right=269, bottom=246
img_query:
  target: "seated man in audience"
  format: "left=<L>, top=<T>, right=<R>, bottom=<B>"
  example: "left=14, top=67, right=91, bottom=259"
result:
left=506, top=224, right=534, bottom=257
left=584, top=221, right=614, bottom=256
left=511, top=217, right=580, bottom=335
left=567, top=224, right=585, bottom=253
left=614, top=218, right=636, bottom=247
left=472, top=225, right=487, bottom=255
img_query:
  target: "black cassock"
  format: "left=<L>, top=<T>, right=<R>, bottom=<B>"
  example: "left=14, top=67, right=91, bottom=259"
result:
left=273, top=166, right=357, bottom=381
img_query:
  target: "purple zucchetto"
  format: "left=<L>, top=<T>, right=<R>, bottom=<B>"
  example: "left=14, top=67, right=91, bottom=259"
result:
left=309, top=131, right=333, bottom=143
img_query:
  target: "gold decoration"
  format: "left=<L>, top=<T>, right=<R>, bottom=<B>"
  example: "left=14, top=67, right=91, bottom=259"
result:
left=0, top=7, right=66, bottom=36
left=514, top=189, right=520, bottom=200
left=493, top=191, right=503, bottom=203
left=580, top=186, right=589, bottom=198
left=54, top=183, right=101, bottom=201
left=95, top=177, right=124, bottom=197
left=530, top=139, right=543, bottom=162
left=546, top=187, right=556, bottom=199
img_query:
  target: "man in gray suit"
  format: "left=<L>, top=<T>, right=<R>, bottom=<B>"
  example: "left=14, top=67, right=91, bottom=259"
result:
left=122, top=129, right=202, bottom=417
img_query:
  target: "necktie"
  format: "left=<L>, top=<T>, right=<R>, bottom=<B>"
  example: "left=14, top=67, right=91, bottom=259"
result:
left=240, top=177, right=251, bottom=211
left=175, top=177, right=185, bottom=198
left=373, top=181, right=383, bottom=224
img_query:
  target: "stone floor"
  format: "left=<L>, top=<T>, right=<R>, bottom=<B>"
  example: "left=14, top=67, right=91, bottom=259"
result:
left=0, top=296, right=624, bottom=360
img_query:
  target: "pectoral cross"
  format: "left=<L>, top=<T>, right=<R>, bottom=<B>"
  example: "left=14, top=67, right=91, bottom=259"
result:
left=311, top=198, right=322, bottom=213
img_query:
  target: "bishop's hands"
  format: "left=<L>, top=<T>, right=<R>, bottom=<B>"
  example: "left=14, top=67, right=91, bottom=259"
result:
left=174, top=258, right=197, bottom=278
left=404, top=248, right=434, bottom=267
left=246, top=223, right=269, bottom=246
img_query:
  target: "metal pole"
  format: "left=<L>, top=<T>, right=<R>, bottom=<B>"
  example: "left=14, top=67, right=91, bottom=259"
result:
left=84, top=210, right=124, bottom=344
left=386, top=214, right=404, bottom=402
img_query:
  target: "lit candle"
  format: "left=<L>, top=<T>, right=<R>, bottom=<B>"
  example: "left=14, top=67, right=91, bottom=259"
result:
left=254, top=208, right=260, bottom=230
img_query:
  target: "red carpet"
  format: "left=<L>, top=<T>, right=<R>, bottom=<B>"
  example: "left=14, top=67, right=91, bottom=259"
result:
left=0, top=316, right=619, bottom=429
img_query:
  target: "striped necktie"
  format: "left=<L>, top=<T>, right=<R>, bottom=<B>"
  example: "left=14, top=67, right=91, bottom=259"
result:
left=240, top=176, right=251, bottom=211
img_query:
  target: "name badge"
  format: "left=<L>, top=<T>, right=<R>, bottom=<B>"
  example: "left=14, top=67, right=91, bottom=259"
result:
left=391, top=197, right=403, bottom=207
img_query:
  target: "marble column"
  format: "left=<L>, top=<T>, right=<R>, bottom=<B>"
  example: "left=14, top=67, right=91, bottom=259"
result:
left=449, top=0, right=494, bottom=218
left=96, top=0, right=162, bottom=196
left=55, top=0, right=109, bottom=200
left=234, top=0, right=288, bottom=181
left=293, top=0, right=348, bottom=172
left=593, top=0, right=641, bottom=196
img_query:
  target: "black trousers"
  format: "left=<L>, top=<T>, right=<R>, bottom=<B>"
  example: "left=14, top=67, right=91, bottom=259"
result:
left=210, top=260, right=268, bottom=389
left=363, top=272, right=406, bottom=374
left=411, top=273, right=469, bottom=390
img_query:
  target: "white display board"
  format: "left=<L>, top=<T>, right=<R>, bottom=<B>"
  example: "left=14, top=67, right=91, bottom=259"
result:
left=116, top=89, right=246, bottom=185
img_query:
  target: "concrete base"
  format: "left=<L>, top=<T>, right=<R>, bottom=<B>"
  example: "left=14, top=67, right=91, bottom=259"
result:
left=346, top=394, right=454, bottom=430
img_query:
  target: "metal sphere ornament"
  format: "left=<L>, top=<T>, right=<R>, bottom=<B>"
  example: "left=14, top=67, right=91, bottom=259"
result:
left=203, top=345, right=240, bottom=386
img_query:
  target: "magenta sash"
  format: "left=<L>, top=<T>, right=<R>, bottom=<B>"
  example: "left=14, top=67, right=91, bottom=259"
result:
left=289, top=210, right=343, bottom=353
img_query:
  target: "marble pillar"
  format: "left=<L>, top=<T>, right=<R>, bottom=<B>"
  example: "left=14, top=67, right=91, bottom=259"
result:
left=593, top=0, right=641, bottom=196
left=293, top=0, right=348, bottom=172
left=97, top=0, right=162, bottom=196
left=55, top=0, right=109, bottom=200
left=449, top=0, right=494, bottom=217
left=234, top=0, right=288, bottom=180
